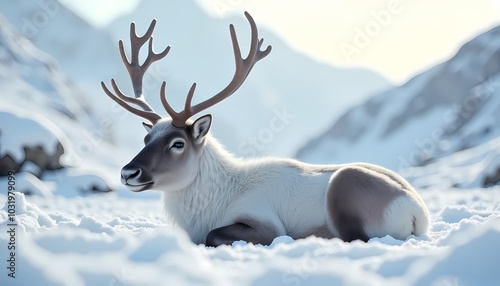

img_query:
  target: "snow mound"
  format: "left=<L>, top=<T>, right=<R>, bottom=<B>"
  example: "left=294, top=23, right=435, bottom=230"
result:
left=0, top=187, right=499, bottom=285
left=0, top=172, right=53, bottom=197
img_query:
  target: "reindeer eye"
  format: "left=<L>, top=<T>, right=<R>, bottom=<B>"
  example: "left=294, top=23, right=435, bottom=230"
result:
left=171, top=141, right=184, bottom=149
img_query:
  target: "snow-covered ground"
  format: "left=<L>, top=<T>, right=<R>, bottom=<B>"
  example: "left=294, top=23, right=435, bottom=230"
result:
left=0, top=185, right=499, bottom=286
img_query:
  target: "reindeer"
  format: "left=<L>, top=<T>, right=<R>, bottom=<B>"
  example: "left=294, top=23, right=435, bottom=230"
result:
left=101, top=12, right=430, bottom=246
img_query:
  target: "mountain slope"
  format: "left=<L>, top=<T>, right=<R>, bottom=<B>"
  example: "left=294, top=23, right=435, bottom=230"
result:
left=402, top=136, right=500, bottom=189
left=297, top=25, right=500, bottom=172
left=0, top=0, right=123, bottom=95
left=0, top=0, right=137, bottom=153
left=0, top=12, right=132, bottom=195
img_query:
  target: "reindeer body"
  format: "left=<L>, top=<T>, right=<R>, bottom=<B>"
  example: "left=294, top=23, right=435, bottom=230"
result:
left=103, top=12, right=430, bottom=246
left=164, top=132, right=335, bottom=244
left=148, top=120, right=429, bottom=245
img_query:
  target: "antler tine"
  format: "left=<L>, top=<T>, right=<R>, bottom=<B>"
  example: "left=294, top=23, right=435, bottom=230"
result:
left=121, top=20, right=171, bottom=98
left=101, top=81, right=161, bottom=123
left=229, top=24, right=242, bottom=68
left=245, top=13, right=259, bottom=64
left=159, top=81, right=177, bottom=117
left=161, top=11, right=272, bottom=127
left=257, top=38, right=272, bottom=61
left=109, top=79, right=154, bottom=112
left=184, top=83, right=197, bottom=113
left=160, top=82, right=198, bottom=127
left=144, top=36, right=171, bottom=70
left=101, top=19, right=170, bottom=124
left=189, top=12, right=271, bottom=114
left=128, top=20, right=156, bottom=64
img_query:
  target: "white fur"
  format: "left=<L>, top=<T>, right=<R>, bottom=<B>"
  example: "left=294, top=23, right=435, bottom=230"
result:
left=157, top=131, right=429, bottom=244
left=162, top=134, right=336, bottom=243
left=380, top=195, right=430, bottom=239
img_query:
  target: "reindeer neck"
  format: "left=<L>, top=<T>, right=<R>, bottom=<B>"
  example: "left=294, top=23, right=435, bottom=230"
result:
left=163, top=135, right=243, bottom=241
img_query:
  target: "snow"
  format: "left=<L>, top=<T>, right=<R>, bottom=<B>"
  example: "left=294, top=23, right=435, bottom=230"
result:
left=0, top=188, right=499, bottom=285
left=0, top=172, right=52, bottom=197
left=403, top=136, right=500, bottom=189
left=0, top=108, right=67, bottom=162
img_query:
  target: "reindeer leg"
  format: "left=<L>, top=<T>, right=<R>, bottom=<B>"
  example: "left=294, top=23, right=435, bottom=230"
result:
left=205, top=217, right=279, bottom=247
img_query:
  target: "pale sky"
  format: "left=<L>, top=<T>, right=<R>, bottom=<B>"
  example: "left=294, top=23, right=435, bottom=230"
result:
left=63, top=0, right=500, bottom=84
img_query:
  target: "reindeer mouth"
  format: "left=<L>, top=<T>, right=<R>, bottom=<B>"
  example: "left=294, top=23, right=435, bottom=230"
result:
left=124, top=182, right=154, bottom=192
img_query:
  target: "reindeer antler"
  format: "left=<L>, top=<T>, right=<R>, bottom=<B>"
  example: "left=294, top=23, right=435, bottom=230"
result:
left=101, top=12, right=271, bottom=127
left=101, top=19, right=170, bottom=124
left=160, top=12, right=272, bottom=127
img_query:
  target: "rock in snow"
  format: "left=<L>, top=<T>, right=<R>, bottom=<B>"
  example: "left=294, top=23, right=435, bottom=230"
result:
left=0, top=108, right=67, bottom=177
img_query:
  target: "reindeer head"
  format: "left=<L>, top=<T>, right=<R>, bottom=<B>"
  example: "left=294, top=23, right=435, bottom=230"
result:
left=101, top=12, right=271, bottom=192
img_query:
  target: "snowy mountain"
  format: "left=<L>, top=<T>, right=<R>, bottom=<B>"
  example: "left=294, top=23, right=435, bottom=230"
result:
left=0, top=0, right=123, bottom=96
left=297, top=25, right=500, bottom=180
left=0, top=11, right=90, bottom=174
left=0, top=11, right=94, bottom=122
left=0, top=13, right=136, bottom=196
left=0, top=0, right=146, bottom=155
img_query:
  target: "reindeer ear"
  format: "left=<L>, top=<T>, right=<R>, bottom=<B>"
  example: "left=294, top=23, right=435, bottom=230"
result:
left=192, top=114, right=212, bottom=144
left=142, top=122, right=153, bottom=132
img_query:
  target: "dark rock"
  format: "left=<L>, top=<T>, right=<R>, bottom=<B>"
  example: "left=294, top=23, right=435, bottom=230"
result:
left=484, top=167, right=500, bottom=187
left=0, top=142, right=65, bottom=177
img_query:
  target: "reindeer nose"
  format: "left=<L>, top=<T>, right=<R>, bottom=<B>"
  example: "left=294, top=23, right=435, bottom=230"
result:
left=121, top=167, right=141, bottom=183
